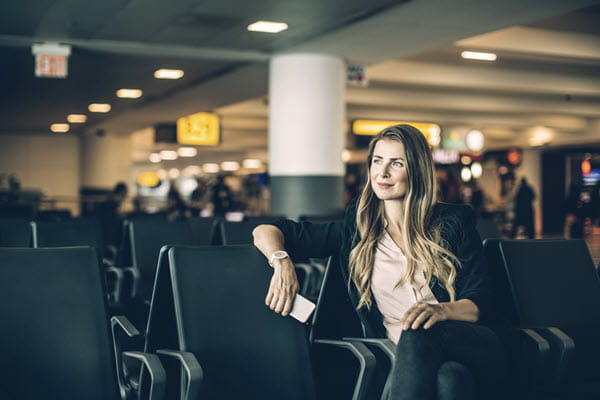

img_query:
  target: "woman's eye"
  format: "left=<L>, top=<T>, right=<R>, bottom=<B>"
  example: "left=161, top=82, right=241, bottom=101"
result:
left=392, top=161, right=403, bottom=167
left=373, top=159, right=382, bottom=165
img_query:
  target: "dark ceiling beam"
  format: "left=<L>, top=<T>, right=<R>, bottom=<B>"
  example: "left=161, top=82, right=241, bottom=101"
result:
left=0, top=34, right=270, bottom=62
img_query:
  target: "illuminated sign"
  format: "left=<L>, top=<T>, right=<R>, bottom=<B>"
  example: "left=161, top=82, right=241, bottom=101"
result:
left=177, top=112, right=220, bottom=146
left=352, top=120, right=440, bottom=144
left=137, top=171, right=160, bottom=187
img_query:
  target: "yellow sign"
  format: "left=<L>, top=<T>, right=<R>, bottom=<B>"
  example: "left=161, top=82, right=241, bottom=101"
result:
left=177, top=112, right=220, bottom=146
left=137, top=171, right=160, bottom=187
left=352, top=120, right=440, bottom=143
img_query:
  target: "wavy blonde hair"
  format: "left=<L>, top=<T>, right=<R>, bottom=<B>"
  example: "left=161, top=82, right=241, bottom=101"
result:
left=348, top=124, right=460, bottom=309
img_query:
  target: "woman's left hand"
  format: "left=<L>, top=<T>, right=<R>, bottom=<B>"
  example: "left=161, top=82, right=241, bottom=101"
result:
left=401, top=302, right=449, bottom=330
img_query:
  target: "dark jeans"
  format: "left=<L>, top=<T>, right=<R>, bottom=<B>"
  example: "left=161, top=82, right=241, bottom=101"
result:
left=390, top=320, right=507, bottom=400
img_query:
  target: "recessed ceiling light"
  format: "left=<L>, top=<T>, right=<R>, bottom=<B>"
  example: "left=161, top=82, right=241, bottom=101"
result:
left=50, top=123, right=69, bottom=133
left=221, top=161, right=240, bottom=171
left=247, top=21, right=288, bottom=33
left=159, top=150, right=178, bottom=160
left=116, top=89, right=143, bottom=98
left=242, top=159, right=262, bottom=169
left=154, top=69, right=184, bottom=79
left=203, top=163, right=220, bottom=173
left=149, top=153, right=162, bottom=163
left=88, top=103, right=111, bottom=113
left=461, top=51, right=497, bottom=61
left=177, top=147, right=197, bottom=157
left=67, top=114, right=87, bottom=123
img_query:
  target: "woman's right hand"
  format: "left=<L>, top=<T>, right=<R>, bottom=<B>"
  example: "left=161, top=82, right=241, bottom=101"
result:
left=265, top=258, right=299, bottom=316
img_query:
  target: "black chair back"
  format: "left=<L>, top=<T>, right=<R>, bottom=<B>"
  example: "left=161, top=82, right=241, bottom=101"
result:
left=187, top=217, right=220, bottom=245
left=129, top=220, right=195, bottom=302
left=219, top=220, right=264, bottom=245
left=31, top=218, right=103, bottom=249
left=476, top=217, right=502, bottom=240
left=0, top=247, right=120, bottom=399
left=147, top=245, right=317, bottom=400
left=0, top=217, right=31, bottom=247
left=499, top=239, right=600, bottom=385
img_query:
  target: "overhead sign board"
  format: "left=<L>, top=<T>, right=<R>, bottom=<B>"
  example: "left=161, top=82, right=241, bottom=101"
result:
left=352, top=120, right=441, bottom=145
left=177, top=112, right=220, bottom=146
left=31, top=43, right=71, bottom=78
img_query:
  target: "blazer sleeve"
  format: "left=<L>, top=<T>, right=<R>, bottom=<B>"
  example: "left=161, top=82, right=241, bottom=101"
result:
left=271, top=218, right=344, bottom=260
left=452, top=206, right=492, bottom=320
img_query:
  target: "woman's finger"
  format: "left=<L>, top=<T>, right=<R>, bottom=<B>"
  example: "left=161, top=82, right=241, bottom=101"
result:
left=410, top=308, right=431, bottom=330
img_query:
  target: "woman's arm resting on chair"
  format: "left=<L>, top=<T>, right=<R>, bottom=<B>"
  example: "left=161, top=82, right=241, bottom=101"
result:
left=253, top=224, right=299, bottom=317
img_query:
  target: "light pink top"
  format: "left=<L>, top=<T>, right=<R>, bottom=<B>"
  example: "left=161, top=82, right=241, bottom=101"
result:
left=371, top=231, right=439, bottom=343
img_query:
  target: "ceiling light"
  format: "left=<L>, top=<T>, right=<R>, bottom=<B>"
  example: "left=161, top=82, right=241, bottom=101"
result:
left=116, top=88, right=143, bottom=99
left=149, top=153, right=161, bottom=163
left=88, top=103, right=111, bottom=113
left=221, top=161, right=240, bottom=171
left=154, top=69, right=184, bottom=79
left=242, top=159, right=262, bottom=169
left=168, top=168, right=180, bottom=179
left=341, top=150, right=351, bottom=163
left=156, top=169, right=167, bottom=180
left=461, top=51, right=497, bottom=61
left=177, top=147, right=197, bottom=157
left=203, top=163, right=220, bottom=173
left=471, top=162, right=483, bottom=179
left=50, top=123, right=69, bottom=133
left=67, top=114, right=87, bottom=123
left=159, top=150, right=178, bottom=160
left=460, top=167, right=472, bottom=182
left=247, top=21, right=288, bottom=33
left=183, top=165, right=202, bottom=177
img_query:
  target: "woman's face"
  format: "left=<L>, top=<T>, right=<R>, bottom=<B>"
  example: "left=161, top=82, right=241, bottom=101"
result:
left=370, top=138, right=409, bottom=201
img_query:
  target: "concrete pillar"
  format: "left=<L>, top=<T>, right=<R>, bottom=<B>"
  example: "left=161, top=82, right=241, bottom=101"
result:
left=268, top=53, right=346, bottom=220
left=519, top=148, right=543, bottom=236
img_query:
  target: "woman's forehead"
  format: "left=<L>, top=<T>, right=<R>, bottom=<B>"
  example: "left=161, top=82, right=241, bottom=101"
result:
left=373, top=138, right=406, bottom=158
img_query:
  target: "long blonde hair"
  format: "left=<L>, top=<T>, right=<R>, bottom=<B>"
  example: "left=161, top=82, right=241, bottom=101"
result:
left=348, top=124, right=460, bottom=309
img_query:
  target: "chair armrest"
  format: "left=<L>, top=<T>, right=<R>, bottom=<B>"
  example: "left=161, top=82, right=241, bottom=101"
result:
left=111, top=315, right=143, bottom=398
left=104, top=265, right=124, bottom=304
left=123, top=266, right=141, bottom=298
left=534, top=327, right=575, bottom=385
left=123, top=351, right=166, bottom=400
left=344, top=337, right=396, bottom=400
left=156, top=349, right=203, bottom=400
left=314, top=339, right=376, bottom=400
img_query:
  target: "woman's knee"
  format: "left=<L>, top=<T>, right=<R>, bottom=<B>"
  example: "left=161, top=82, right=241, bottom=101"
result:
left=437, top=361, right=475, bottom=400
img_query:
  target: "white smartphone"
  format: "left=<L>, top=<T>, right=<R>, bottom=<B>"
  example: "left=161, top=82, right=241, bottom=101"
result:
left=289, top=294, right=316, bottom=324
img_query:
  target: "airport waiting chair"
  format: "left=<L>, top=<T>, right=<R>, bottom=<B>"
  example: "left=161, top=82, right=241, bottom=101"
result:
left=218, top=220, right=318, bottom=296
left=127, top=220, right=195, bottom=304
left=0, top=247, right=165, bottom=400
left=31, top=218, right=124, bottom=305
left=308, top=241, right=550, bottom=400
left=187, top=216, right=220, bottom=245
left=0, top=216, right=31, bottom=247
left=499, top=239, right=600, bottom=399
left=143, top=245, right=376, bottom=400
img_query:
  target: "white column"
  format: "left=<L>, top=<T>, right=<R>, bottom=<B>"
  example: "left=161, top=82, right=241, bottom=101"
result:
left=268, top=53, right=346, bottom=219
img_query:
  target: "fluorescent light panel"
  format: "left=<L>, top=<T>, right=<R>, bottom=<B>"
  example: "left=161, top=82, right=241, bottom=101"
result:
left=159, top=150, right=178, bottom=160
left=203, top=163, right=220, bottom=173
left=88, top=103, right=111, bottom=113
left=247, top=20, right=288, bottom=33
left=50, top=123, right=69, bottom=133
left=67, top=114, right=87, bottom=123
left=154, top=69, right=184, bottom=79
left=177, top=147, right=197, bottom=157
left=149, top=153, right=162, bottom=163
left=116, top=88, right=143, bottom=98
left=461, top=51, right=497, bottom=61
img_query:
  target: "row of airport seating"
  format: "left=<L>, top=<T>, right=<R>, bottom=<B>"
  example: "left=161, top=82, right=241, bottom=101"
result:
left=1, top=211, right=599, bottom=399
left=1, top=238, right=598, bottom=399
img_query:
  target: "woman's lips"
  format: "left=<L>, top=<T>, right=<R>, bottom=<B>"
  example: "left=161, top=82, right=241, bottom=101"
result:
left=377, top=183, right=392, bottom=189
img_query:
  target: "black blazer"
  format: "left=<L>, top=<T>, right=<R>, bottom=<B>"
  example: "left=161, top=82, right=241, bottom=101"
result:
left=273, top=202, right=491, bottom=338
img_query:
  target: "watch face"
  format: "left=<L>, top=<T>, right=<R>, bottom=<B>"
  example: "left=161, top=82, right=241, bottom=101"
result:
left=273, top=250, right=288, bottom=258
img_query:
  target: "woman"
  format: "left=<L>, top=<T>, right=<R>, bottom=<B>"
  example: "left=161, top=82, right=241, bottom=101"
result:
left=253, top=124, right=506, bottom=399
